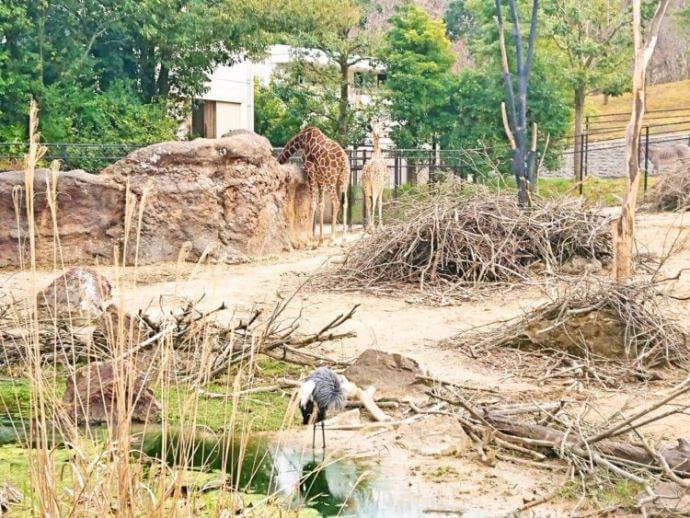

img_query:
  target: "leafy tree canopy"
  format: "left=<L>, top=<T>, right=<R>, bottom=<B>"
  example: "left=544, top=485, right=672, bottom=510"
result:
left=254, top=62, right=378, bottom=148
left=444, top=0, right=476, bottom=40
left=381, top=3, right=456, bottom=149
left=0, top=0, right=274, bottom=146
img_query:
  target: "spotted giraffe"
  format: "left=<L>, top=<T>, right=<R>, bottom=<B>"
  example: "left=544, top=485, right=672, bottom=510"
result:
left=361, top=121, right=388, bottom=230
left=278, top=126, right=350, bottom=240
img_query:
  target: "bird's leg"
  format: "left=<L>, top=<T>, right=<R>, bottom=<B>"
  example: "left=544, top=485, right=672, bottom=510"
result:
left=321, top=421, right=326, bottom=451
left=312, top=423, right=316, bottom=451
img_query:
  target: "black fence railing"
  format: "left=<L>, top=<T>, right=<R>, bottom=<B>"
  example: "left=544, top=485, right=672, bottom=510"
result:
left=0, top=142, right=146, bottom=173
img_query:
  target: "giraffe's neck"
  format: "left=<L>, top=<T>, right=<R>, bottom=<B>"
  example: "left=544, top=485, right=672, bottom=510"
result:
left=371, top=135, right=382, bottom=160
left=278, top=130, right=309, bottom=164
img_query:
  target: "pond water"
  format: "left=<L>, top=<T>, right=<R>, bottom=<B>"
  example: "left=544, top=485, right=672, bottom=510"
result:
left=0, top=422, right=499, bottom=517
left=138, top=429, right=438, bottom=517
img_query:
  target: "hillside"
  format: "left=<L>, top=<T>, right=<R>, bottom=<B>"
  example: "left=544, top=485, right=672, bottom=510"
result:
left=585, top=79, right=690, bottom=140
left=369, top=0, right=688, bottom=83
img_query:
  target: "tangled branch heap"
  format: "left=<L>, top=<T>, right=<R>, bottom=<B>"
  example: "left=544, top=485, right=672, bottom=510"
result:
left=648, top=164, right=690, bottom=211
left=319, top=184, right=612, bottom=296
left=458, top=281, right=687, bottom=385
left=0, top=294, right=357, bottom=380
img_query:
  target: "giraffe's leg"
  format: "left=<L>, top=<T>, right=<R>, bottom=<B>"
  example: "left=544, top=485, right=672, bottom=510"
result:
left=329, top=187, right=339, bottom=239
left=318, top=188, right=325, bottom=242
left=363, top=185, right=371, bottom=231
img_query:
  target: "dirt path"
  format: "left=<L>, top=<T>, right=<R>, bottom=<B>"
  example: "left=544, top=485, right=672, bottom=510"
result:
left=3, top=211, right=690, bottom=390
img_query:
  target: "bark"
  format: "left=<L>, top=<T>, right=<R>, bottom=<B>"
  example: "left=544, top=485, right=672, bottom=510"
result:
left=349, top=383, right=392, bottom=422
left=338, top=58, right=350, bottom=145
left=488, top=414, right=690, bottom=474
left=496, top=0, right=539, bottom=207
left=612, top=0, right=671, bottom=282
left=156, top=62, right=170, bottom=99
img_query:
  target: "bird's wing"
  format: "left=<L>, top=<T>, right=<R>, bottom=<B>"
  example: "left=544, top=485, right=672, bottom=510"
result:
left=299, top=380, right=316, bottom=408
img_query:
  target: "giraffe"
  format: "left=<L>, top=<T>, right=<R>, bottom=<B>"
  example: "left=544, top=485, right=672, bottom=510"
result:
left=360, top=121, right=388, bottom=231
left=278, top=126, right=350, bottom=241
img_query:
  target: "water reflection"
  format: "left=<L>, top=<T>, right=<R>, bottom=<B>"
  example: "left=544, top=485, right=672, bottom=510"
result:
left=139, top=429, right=434, bottom=516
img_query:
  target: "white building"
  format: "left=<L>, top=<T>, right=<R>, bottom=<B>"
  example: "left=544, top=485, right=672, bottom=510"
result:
left=191, top=61, right=254, bottom=138
left=190, top=45, right=384, bottom=138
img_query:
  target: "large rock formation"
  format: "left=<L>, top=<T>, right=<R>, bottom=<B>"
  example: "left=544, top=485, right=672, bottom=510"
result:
left=0, top=132, right=313, bottom=266
left=0, top=169, right=124, bottom=265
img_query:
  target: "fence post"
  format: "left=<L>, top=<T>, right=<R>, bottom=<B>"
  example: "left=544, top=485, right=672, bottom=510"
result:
left=578, top=134, right=584, bottom=195
left=584, top=116, right=589, bottom=178
left=393, top=151, right=400, bottom=198
left=361, top=148, right=367, bottom=226
left=644, top=126, right=650, bottom=194
left=347, top=148, right=354, bottom=228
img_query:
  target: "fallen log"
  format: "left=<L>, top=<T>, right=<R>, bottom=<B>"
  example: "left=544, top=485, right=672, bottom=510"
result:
left=487, top=414, right=690, bottom=475
left=348, top=384, right=392, bottom=422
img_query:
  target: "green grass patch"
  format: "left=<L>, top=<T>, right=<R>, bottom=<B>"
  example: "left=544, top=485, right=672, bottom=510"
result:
left=379, top=175, right=656, bottom=209
left=537, top=176, right=658, bottom=206
left=160, top=358, right=301, bottom=433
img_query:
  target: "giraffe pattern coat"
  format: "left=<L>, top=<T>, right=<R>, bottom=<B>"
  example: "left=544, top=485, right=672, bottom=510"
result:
left=361, top=121, right=388, bottom=230
left=278, top=126, right=350, bottom=240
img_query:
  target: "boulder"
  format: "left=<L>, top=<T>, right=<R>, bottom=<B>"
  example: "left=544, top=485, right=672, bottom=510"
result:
left=0, top=131, right=313, bottom=266
left=36, top=267, right=112, bottom=325
left=62, top=360, right=160, bottom=424
left=100, top=132, right=298, bottom=263
left=396, top=415, right=472, bottom=456
left=343, top=349, right=428, bottom=403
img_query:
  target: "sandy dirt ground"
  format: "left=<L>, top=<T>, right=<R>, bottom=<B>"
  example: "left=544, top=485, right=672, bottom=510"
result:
left=2, top=211, right=690, bottom=515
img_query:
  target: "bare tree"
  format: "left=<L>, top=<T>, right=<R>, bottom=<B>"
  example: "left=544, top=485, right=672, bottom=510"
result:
left=496, top=0, right=539, bottom=206
left=612, top=0, right=671, bottom=282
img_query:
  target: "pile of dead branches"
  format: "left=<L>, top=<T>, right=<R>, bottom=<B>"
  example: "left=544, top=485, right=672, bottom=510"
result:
left=648, top=164, right=690, bottom=212
left=0, top=294, right=357, bottom=381
left=318, top=184, right=611, bottom=297
left=417, top=374, right=690, bottom=514
left=457, top=281, right=687, bottom=386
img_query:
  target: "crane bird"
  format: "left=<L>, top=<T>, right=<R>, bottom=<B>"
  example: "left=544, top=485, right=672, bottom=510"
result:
left=299, top=367, right=350, bottom=450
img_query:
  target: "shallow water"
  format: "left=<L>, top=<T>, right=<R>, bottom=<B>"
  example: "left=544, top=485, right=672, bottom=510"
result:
left=0, top=422, right=498, bottom=516
left=137, top=429, right=441, bottom=516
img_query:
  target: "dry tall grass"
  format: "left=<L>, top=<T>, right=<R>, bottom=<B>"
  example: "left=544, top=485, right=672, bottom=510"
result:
left=0, top=101, right=347, bottom=516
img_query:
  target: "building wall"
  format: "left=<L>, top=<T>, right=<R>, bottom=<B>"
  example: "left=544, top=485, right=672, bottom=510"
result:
left=192, top=45, right=383, bottom=138
left=192, top=61, right=254, bottom=137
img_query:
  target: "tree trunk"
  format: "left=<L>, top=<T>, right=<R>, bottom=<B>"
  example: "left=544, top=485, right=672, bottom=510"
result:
left=573, top=84, right=585, bottom=182
left=612, top=0, right=670, bottom=282
left=156, top=63, right=170, bottom=99
left=338, top=59, right=349, bottom=145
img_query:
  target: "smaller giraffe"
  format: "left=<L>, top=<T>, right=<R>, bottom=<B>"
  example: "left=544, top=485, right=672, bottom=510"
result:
left=361, top=121, right=388, bottom=230
left=278, top=126, right=350, bottom=241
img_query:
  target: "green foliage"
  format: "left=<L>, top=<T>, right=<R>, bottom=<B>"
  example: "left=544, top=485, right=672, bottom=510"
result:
left=441, top=64, right=569, bottom=171
left=254, top=63, right=379, bottom=147
left=0, top=0, right=271, bottom=164
left=271, top=0, right=383, bottom=146
left=541, top=0, right=634, bottom=98
left=444, top=0, right=476, bottom=40
left=381, top=4, right=456, bottom=149
left=679, top=6, right=690, bottom=26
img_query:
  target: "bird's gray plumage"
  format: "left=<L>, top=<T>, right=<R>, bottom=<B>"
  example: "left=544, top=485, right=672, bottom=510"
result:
left=305, top=367, right=347, bottom=412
